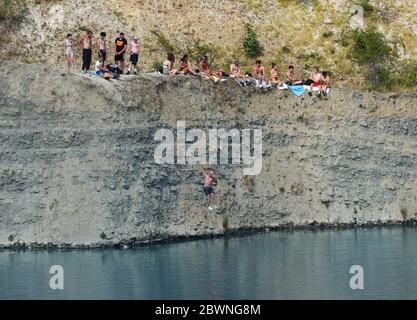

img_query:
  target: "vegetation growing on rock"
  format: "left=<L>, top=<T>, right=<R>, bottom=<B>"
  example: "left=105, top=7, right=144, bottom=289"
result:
left=2, top=0, right=417, bottom=91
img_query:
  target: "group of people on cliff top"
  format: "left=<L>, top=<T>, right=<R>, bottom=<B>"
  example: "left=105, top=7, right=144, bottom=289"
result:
left=64, top=31, right=139, bottom=77
left=160, top=54, right=330, bottom=96
left=64, top=30, right=330, bottom=96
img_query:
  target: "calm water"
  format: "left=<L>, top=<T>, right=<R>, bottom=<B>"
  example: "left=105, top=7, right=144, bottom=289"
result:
left=1, top=227, right=417, bottom=299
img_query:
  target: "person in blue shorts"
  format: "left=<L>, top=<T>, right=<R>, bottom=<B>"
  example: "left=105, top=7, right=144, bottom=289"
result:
left=126, top=36, right=140, bottom=75
left=95, top=56, right=113, bottom=78
left=203, top=170, right=218, bottom=211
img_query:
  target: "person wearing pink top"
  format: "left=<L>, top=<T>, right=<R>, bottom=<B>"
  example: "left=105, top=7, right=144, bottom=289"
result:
left=126, top=36, right=140, bottom=75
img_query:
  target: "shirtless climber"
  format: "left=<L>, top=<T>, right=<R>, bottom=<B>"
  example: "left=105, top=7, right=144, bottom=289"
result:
left=203, top=170, right=218, bottom=211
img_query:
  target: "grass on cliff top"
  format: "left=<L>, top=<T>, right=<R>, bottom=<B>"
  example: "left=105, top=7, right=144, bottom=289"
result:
left=4, top=0, right=417, bottom=92
left=0, top=0, right=26, bottom=19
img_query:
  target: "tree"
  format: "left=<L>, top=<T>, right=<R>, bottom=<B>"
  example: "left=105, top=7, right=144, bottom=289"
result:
left=0, top=0, right=26, bottom=19
left=242, top=23, right=262, bottom=58
left=348, top=28, right=395, bottom=88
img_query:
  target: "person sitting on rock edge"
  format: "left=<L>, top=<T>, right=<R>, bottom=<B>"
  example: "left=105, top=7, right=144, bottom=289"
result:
left=253, top=60, right=265, bottom=88
left=199, top=55, right=211, bottom=77
left=307, top=67, right=322, bottom=97
left=163, top=53, right=179, bottom=75
left=178, top=54, right=196, bottom=76
left=285, top=65, right=303, bottom=86
left=270, top=63, right=280, bottom=85
left=321, top=71, right=330, bottom=96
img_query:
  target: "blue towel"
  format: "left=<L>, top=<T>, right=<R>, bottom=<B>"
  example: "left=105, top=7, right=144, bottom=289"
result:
left=288, top=85, right=306, bottom=97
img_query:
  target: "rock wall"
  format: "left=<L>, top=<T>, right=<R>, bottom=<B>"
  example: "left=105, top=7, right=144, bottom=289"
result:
left=1, top=62, right=417, bottom=246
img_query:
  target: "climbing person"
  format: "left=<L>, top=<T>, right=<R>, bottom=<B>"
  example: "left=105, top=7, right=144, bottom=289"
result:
left=79, top=30, right=93, bottom=73
left=114, top=32, right=128, bottom=72
left=96, top=32, right=107, bottom=65
left=64, top=33, right=74, bottom=72
left=203, top=169, right=217, bottom=211
left=127, top=36, right=140, bottom=75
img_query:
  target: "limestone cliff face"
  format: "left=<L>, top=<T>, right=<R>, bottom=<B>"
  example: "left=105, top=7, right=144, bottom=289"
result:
left=1, top=62, right=417, bottom=246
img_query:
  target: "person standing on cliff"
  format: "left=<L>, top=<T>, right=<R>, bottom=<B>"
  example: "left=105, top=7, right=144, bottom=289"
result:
left=114, top=32, right=128, bottom=73
left=64, top=33, right=74, bottom=72
left=79, top=31, right=93, bottom=73
left=126, top=36, right=140, bottom=75
left=96, top=32, right=107, bottom=65
left=203, top=170, right=218, bottom=211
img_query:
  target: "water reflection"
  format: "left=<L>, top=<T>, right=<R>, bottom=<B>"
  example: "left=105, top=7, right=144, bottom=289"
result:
left=0, top=227, right=417, bottom=299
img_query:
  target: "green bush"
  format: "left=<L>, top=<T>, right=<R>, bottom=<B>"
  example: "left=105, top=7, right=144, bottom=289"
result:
left=222, top=216, right=229, bottom=231
left=346, top=29, right=396, bottom=89
left=0, top=0, right=26, bottom=19
left=349, top=29, right=393, bottom=66
left=150, top=29, right=176, bottom=55
left=242, top=23, right=263, bottom=58
left=151, top=61, right=162, bottom=71
left=185, top=38, right=223, bottom=69
left=395, top=60, right=417, bottom=88
left=322, top=31, right=334, bottom=38
left=365, top=66, right=393, bottom=90
left=355, top=0, right=374, bottom=16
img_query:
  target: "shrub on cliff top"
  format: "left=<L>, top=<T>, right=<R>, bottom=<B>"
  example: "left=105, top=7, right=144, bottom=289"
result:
left=346, top=28, right=396, bottom=89
left=150, top=29, right=176, bottom=55
left=391, top=60, right=417, bottom=90
left=0, top=0, right=26, bottom=19
left=242, top=23, right=263, bottom=58
left=355, top=0, right=374, bottom=16
left=349, top=29, right=393, bottom=66
left=185, top=38, right=223, bottom=69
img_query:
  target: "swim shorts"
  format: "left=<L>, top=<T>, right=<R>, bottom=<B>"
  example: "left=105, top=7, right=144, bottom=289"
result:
left=99, top=49, right=107, bottom=61
left=130, top=53, right=139, bottom=65
left=115, top=53, right=124, bottom=62
left=204, top=187, right=214, bottom=195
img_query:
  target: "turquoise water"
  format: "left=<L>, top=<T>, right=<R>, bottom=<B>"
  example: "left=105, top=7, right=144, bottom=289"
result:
left=1, top=227, right=417, bottom=299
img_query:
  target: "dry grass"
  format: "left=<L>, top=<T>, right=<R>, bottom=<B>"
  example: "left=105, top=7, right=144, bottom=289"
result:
left=2, top=0, right=417, bottom=90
